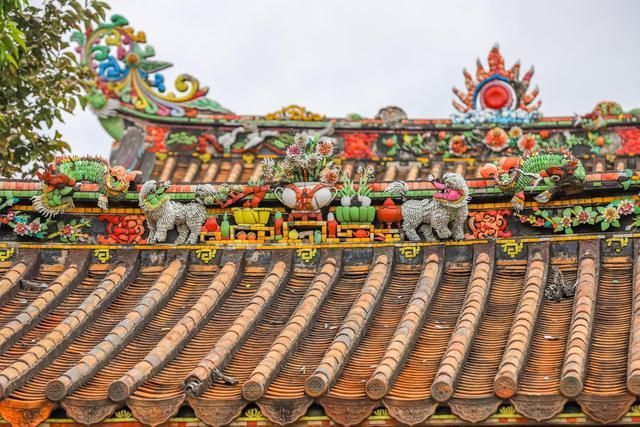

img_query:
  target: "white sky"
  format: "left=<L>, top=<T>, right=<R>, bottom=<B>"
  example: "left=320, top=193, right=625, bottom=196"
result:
left=61, top=0, right=640, bottom=158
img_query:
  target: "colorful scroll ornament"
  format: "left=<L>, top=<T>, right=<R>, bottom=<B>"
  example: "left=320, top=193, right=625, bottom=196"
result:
left=72, top=14, right=231, bottom=117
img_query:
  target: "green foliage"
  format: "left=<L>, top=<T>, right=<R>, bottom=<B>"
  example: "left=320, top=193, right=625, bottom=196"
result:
left=0, top=0, right=27, bottom=68
left=518, top=199, right=640, bottom=234
left=0, top=0, right=110, bottom=177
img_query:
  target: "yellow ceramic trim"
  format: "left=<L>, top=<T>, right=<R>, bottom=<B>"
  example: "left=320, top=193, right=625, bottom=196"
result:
left=0, top=232, right=636, bottom=252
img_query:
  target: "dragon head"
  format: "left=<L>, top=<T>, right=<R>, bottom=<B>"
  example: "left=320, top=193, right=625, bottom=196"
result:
left=139, top=180, right=171, bottom=211
left=479, top=157, right=522, bottom=191
left=432, top=173, right=470, bottom=208
left=105, top=165, right=141, bottom=197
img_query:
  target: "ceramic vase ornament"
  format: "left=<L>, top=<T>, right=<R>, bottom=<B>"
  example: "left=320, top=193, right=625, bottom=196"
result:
left=273, top=182, right=337, bottom=210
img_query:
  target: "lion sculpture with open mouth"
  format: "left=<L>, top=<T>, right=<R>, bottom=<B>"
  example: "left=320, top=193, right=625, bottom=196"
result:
left=387, top=173, right=470, bottom=242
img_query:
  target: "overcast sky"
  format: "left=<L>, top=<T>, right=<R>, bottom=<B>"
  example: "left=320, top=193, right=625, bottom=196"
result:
left=61, top=0, right=640, bottom=158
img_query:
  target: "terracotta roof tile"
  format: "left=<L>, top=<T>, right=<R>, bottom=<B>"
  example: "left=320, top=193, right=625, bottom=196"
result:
left=304, top=249, right=394, bottom=398
left=0, top=255, right=137, bottom=400
left=45, top=257, right=187, bottom=401
left=0, top=250, right=40, bottom=307
left=628, top=240, right=640, bottom=395
left=107, top=253, right=243, bottom=402
left=184, top=254, right=292, bottom=396
left=242, top=252, right=342, bottom=402
left=431, top=245, right=494, bottom=403
left=493, top=244, right=549, bottom=398
left=2, top=239, right=640, bottom=425
left=559, top=241, right=600, bottom=398
left=366, top=248, right=444, bottom=401
left=0, top=252, right=90, bottom=356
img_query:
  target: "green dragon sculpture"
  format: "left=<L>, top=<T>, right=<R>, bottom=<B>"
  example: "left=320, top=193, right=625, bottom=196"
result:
left=480, top=148, right=587, bottom=211
left=33, top=156, right=141, bottom=217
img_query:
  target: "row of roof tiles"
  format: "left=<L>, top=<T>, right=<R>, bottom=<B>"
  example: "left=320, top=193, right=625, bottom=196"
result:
left=0, top=243, right=636, bottom=425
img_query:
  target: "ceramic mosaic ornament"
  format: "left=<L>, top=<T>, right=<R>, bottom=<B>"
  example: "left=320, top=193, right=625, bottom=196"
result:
left=451, top=43, right=541, bottom=125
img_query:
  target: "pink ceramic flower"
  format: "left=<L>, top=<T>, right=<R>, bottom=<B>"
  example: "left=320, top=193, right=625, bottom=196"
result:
left=617, top=199, right=635, bottom=216
left=14, top=223, right=28, bottom=236
left=286, top=143, right=302, bottom=158
left=577, top=210, right=591, bottom=224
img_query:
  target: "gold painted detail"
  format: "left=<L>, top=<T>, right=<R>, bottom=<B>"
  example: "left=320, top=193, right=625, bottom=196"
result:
left=196, top=248, right=218, bottom=264
left=242, top=153, right=255, bottom=165
left=372, top=408, right=389, bottom=418
left=606, top=236, right=629, bottom=253
left=501, top=240, right=523, bottom=258
left=94, top=248, right=111, bottom=263
left=265, top=104, right=326, bottom=121
left=243, top=408, right=266, bottom=420
left=114, top=409, right=133, bottom=419
left=296, top=248, right=317, bottom=262
left=498, top=405, right=518, bottom=416
left=0, top=248, right=15, bottom=262
left=399, top=245, right=420, bottom=260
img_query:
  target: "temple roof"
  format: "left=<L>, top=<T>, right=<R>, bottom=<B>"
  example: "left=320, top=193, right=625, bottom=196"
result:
left=0, top=239, right=636, bottom=426
left=0, top=12, right=640, bottom=427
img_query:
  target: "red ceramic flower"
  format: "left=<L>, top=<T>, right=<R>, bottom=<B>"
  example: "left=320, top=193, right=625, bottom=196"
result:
left=517, top=134, right=537, bottom=152
left=449, top=135, right=468, bottom=156
left=484, top=127, right=509, bottom=152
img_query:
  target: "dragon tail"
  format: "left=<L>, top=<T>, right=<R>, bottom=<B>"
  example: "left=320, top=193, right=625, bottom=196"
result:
left=511, top=191, right=525, bottom=212
left=31, top=194, right=73, bottom=218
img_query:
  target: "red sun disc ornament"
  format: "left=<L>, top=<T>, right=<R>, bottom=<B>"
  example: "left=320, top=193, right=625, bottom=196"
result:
left=483, top=85, right=509, bottom=109
left=477, top=79, right=516, bottom=111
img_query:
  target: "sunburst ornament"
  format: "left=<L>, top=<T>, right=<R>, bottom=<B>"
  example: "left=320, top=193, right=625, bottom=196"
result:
left=451, top=44, right=541, bottom=125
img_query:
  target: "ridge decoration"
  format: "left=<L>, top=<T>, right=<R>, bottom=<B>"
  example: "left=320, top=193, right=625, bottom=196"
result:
left=480, top=148, right=587, bottom=211
left=32, top=156, right=141, bottom=217
left=72, top=14, right=231, bottom=117
left=452, top=43, right=541, bottom=125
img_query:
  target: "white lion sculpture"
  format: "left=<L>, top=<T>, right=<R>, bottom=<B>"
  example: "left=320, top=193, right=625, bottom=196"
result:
left=387, top=173, right=470, bottom=242
left=139, top=180, right=217, bottom=244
